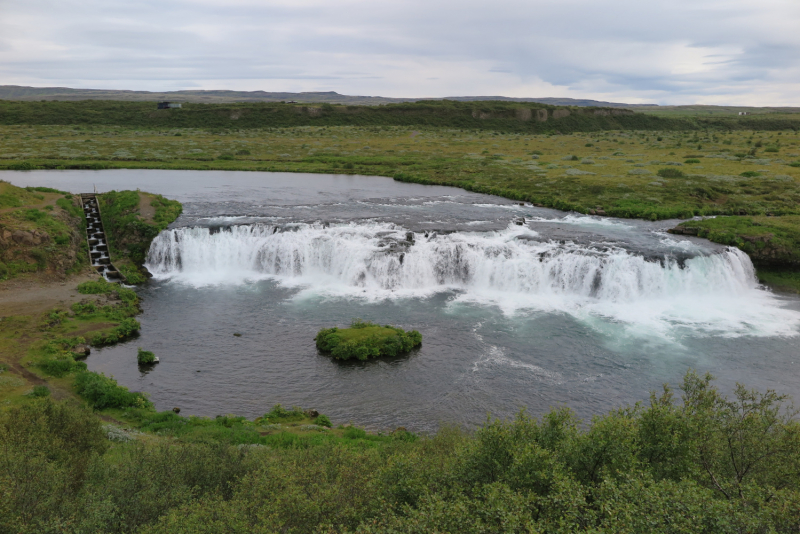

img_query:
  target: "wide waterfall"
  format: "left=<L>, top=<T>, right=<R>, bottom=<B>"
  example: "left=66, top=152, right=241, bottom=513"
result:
left=146, top=222, right=757, bottom=301
left=24, top=169, right=798, bottom=428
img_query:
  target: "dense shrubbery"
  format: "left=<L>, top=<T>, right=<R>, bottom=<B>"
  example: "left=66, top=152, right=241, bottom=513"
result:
left=73, top=370, right=152, bottom=410
left=315, top=319, right=422, bottom=360
left=89, top=317, right=141, bottom=346
left=3, top=372, right=800, bottom=532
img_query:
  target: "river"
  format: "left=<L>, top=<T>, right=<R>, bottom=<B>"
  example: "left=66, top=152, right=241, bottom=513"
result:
left=4, top=169, right=800, bottom=431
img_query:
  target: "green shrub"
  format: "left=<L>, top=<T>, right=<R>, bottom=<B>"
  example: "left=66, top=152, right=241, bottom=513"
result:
left=23, top=208, right=47, bottom=222
left=740, top=171, right=762, bottom=178
left=30, top=385, right=51, bottom=397
left=137, top=348, right=156, bottom=364
left=119, top=264, right=147, bottom=284
left=77, top=278, right=115, bottom=294
left=71, top=301, right=97, bottom=315
left=765, top=146, right=779, bottom=152
left=235, top=149, right=251, bottom=155
left=657, top=168, right=685, bottom=178
left=314, top=414, right=333, bottom=428
left=315, top=320, right=422, bottom=361
left=77, top=277, right=138, bottom=303
left=684, top=158, right=701, bottom=164
left=38, top=357, right=86, bottom=377
left=264, top=404, right=305, bottom=423
left=73, top=370, right=152, bottom=409
left=90, top=318, right=141, bottom=346
left=343, top=426, right=368, bottom=439
left=217, top=153, right=234, bottom=160
left=8, top=160, right=35, bottom=170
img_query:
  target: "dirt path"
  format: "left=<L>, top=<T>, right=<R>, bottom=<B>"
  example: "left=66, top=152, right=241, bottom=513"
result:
left=138, top=192, right=156, bottom=223
left=0, top=271, right=97, bottom=316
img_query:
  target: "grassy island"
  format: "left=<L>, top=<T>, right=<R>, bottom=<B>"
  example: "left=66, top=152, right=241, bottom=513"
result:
left=315, top=319, right=422, bottom=360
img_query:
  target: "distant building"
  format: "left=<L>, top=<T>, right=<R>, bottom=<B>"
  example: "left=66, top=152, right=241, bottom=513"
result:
left=157, top=102, right=182, bottom=109
left=738, top=111, right=749, bottom=116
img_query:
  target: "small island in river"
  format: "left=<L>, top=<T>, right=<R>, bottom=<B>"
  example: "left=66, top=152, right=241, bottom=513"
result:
left=315, top=319, right=422, bottom=361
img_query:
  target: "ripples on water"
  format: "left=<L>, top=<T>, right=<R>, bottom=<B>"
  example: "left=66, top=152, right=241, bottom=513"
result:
left=3, top=169, right=800, bottom=431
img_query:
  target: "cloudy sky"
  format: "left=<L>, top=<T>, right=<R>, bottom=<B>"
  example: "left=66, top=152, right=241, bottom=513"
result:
left=1, top=0, right=798, bottom=105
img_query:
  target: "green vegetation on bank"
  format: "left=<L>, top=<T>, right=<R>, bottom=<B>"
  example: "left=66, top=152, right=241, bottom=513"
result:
left=675, top=215, right=800, bottom=291
left=31, top=278, right=141, bottom=381
left=0, top=181, right=86, bottom=281
left=3, top=371, right=800, bottom=532
left=2, top=122, right=800, bottom=277
left=1, top=99, right=799, bottom=132
left=97, top=189, right=182, bottom=282
left=315, top=320, right=422, bottom=360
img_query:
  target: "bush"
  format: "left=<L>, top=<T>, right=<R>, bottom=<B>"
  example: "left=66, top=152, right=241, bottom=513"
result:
left=740, top=171, right=762, bottom=178
left=137, top=348, right=156, bottom=364
left=73, top=370, right=152, bottom=409
left=263, top=404, right=306, bottom=423
left=30, top=385, right=51, bottom=397
left=77, top=278, right=115, bottom=294
left=657, top=168, right=685, bottom=178
left=684, top=158, right=701, bottom=164
left=314, top=414, right=333, bottom=428
left=39, top=357, right=86, bottom=377
left=71, top=301, right=97, bottom=315
left=217, top=153, right=234, bottom=160
left=90, top=317, right=141, bottom=346
left=315, top=320, right=422, bottom=361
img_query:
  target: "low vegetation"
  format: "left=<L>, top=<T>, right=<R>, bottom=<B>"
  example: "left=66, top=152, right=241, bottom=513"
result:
left=2, top=123, right=799, bottom=276
left=97, top=189, right=182, bottom=283
left=315, top=319, right=422, bottom=360
left=2, top=372, right=800, bottom=532
left=136, top=347, right=156, bottom=364
left=0, top=180, right=86, bottom=281
left=675, top=215, right=800, bottom=291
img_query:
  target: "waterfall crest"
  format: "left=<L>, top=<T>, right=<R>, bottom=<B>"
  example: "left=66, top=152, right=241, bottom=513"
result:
left=145, top=223, right=757, bottom=301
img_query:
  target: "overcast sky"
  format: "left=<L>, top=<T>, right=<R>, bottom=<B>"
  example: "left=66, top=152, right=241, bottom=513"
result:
left=1, top=0, right=798, bottom=105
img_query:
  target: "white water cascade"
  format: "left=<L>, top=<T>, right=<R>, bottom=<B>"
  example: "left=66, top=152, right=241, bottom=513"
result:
left=145, top=222, right=796, bottom=337
left=145, top=222, right=757, bottom=296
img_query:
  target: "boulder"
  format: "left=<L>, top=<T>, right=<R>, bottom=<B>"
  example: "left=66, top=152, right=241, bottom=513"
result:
left=73, top=344, right=91, bottom=357
left=12, top=230, right=37, bottom=246
left=173, top=407, right=181, bottom=414
left=305, top=409, right=320, bottom=418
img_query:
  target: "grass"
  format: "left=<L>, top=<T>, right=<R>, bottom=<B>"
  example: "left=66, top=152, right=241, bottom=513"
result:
left=95, top=189, right=182, bottom=279
left=315, top=319, right=422, bottom=360
left=2, top=124, right=800, bottom=271
left=0, top=180, right=86, bottom=281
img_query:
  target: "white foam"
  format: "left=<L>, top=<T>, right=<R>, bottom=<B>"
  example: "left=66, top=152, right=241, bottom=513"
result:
left=145, top=222, right=800, bottom=339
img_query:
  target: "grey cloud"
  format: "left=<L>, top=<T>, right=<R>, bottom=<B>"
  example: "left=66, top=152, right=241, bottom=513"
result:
left=0, top=0, right=798, bottom=104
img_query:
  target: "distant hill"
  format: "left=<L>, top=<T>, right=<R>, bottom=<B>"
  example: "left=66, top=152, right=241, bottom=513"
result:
left=0, top=86, right=796, bottom=121
left=0, top=85, right=653, bottom=108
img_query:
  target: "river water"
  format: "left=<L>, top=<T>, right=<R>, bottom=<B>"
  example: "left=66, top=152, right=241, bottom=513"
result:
left=4, top=169, right=800, bottom=431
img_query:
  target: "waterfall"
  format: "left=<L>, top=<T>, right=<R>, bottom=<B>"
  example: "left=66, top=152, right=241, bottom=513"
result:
left=145, top=223, right=757, bottom=300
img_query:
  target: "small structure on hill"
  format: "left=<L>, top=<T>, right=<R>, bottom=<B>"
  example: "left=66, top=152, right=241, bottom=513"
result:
left=738, top=111, right=750, bottom=116
left=157, top=102, right=182, bottom=109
